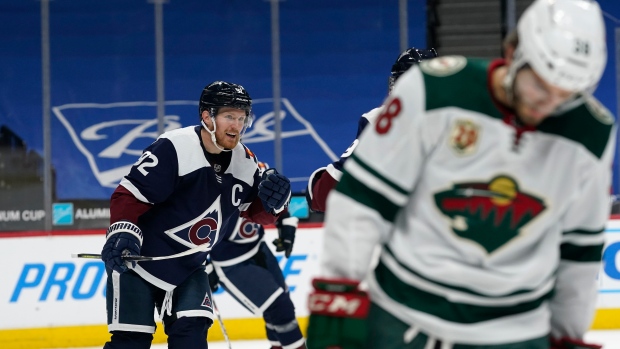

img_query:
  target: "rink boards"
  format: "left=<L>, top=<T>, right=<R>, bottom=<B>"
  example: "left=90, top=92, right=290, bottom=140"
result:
left=2, top=221, right=620, bottom=349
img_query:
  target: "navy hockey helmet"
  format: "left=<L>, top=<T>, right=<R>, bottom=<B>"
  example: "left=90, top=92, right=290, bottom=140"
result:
left=388, top=47, right=438, bottom=92
left=199, top=81, right=252, bottom=118
left=199, top=81, right=254, bottom=151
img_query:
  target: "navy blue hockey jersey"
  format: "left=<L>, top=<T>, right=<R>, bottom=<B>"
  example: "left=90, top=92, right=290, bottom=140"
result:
left=209, top=215, right=265, bottom=266
left=112, top=126, right=266, bottom=290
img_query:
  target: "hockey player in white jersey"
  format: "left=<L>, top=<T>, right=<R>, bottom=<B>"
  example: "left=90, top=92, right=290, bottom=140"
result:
left=306, top=47, right=437, bottom=213
left=307, top=1, right=614, bottom=348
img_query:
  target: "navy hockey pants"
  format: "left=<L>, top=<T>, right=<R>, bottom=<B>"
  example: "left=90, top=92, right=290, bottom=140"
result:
left=215, top=242, right=305, bottom=349
left=103, top=267, right=214, bottom=349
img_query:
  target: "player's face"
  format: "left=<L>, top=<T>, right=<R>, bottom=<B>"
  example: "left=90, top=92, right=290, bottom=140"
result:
left=214, top=107, right=247, bottom=149
left=513, top=67, right=575, bottom=126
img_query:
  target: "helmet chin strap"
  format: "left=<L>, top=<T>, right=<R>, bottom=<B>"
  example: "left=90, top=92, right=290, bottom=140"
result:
left=502, top=47, right=526, bottom=106
left=201, top=119, right=231, bottom=152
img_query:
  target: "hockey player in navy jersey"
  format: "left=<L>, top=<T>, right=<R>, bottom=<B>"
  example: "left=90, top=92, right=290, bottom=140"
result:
left=207, top=206, right=306, bottom=349
left=306, top=46, right=437, bottom=213
left=100, top=81, right=292, bottom=349
left=308, top=0, right=614, bottom=348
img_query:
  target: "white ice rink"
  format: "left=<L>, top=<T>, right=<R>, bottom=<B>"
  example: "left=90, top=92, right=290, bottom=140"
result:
left=62, top=330, right=620, bottom=349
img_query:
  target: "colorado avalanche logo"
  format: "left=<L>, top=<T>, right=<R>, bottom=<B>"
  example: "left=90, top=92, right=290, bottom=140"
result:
left=434, top=175, right=546, bottom=254
left=164, top=196, right=223, bottom=249
left=189, top=217, right=218, bottom=245
left=239, top=219, right=260, bottom=239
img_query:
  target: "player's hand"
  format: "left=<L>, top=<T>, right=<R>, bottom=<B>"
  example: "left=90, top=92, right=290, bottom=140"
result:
left=273, top=215, right=299, bottom=258
left=306, top=278, right=370, bottom=349
left=101, top=221, right=142, bottom=274
left=550, top=337, right=602, bottom=349
left=258, top=168, right=291, bottom=215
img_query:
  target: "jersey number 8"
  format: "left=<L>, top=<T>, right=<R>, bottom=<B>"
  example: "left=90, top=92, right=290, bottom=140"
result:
left=375, top=98, right=402, bottom=135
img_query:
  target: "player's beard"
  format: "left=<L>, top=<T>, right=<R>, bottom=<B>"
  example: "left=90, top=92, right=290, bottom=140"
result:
left=215, top=128, right=240, bottom=150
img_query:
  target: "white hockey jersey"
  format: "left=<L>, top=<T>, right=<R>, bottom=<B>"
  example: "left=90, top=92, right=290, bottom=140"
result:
left=321, top=56, right=616, bottom=345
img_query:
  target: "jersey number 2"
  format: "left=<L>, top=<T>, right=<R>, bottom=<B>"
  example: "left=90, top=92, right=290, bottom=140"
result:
left=135, top=151, right=159, bottom=176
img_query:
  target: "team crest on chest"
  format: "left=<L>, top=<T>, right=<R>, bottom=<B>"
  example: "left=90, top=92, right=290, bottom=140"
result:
left=434, top=176, right=546, bottom=254
left=164, top=195, right=223, bottom=249
left=449, top=119, right=480, bottom=155
left=239, top=219, right=260, bottom=239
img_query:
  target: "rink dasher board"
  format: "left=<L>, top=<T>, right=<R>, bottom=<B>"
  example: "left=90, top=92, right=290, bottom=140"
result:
left=1, top=222, right=620, bottom=348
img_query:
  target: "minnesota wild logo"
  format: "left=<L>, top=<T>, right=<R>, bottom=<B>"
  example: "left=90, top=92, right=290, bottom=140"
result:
left=434, top=176, right=546, bottom=254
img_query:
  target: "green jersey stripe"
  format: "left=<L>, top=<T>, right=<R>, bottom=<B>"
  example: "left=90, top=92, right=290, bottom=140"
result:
left=560, top=242, right=604, bottom=262
left=562, top=228, right=605, bottom=236
left=345, top=156, right=409, bottom=206
left=374, top=260, right=553, bottom=324
left=350, top=153, right=408, bottom=195
left=336, top=171, right=402, bottom=222
left=383, top=245, right=549, bottom=299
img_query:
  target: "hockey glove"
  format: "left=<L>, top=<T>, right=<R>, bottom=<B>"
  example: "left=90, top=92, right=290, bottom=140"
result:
left=550, top=337, right=602, bottom=349
left=258, top=168, right=291, bottom=215
left=205, top=258, right=220, bottom=292
left=273, top=215, right=299, bottom=258
left=101, top=221, right=142, bottom=274
left=306, top=278, right=370, bottom=349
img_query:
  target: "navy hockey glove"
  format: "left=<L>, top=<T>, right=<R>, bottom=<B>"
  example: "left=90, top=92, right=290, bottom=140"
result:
left=307, top=278, right=370, bottom=349
left=273, top=215, right=299, bottom=258
left=101, top=221, right=142, bottom=274
left=550, top=337, right=602, bottom=349
left=258, top=168, right=291, bottom=215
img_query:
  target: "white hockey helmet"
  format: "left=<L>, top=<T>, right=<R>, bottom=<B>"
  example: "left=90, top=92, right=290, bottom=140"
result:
left=511, top=0, right=607, bottom=93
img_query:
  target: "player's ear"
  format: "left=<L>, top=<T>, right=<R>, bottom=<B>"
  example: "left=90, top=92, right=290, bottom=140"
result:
left=202, top=110, right=213, bottom=129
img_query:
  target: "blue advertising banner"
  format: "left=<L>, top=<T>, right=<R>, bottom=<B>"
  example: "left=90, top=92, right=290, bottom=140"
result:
left=1, top=0, right=619, bottom=205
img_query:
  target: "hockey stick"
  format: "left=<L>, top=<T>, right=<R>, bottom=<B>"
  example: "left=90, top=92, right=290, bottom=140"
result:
left=212, top=298, right=233, bottom=349
left=72, top=243, right=211, bottom=261
left=72, top=253, right=157, bottom=261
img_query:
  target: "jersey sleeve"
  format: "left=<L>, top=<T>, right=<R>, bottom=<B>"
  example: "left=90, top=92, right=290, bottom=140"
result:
left=306, top=108, right=382, bottom=213
left=306, top=167, right=338, bottom=213
left=118, top=138, right=180, bottom=205
left=321, top=67, right=442, bottom=280
left=550, top=126, right=617, bottom=339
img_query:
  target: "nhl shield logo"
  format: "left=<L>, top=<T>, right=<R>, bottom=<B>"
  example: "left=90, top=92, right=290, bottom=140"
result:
left=449, top=119, right=479, bottom=155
